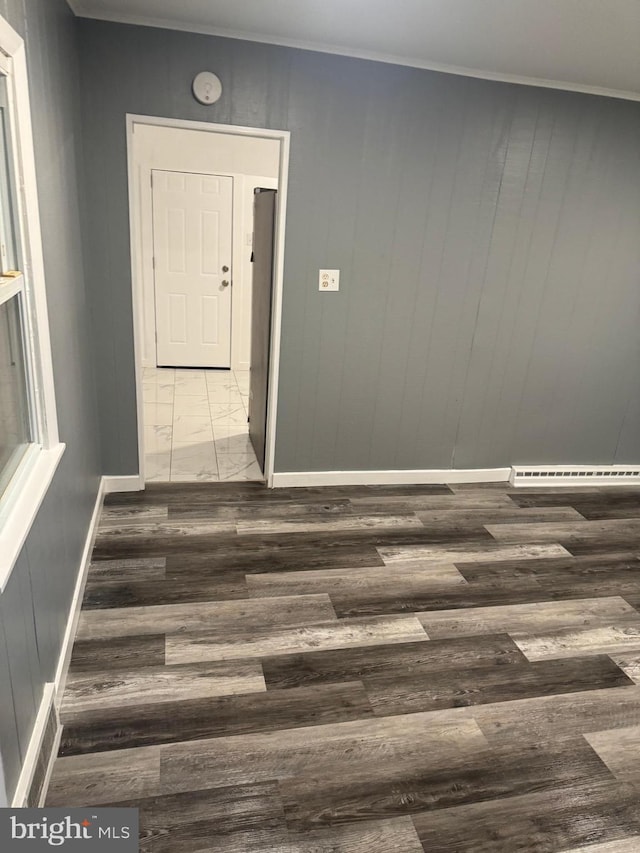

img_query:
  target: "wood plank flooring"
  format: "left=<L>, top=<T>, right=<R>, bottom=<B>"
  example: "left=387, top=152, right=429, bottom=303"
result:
left=47, top=481, right=640, bottom=851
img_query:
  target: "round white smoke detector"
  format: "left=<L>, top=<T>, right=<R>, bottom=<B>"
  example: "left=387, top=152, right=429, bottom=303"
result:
left=192, top=72, right=222, bottom=105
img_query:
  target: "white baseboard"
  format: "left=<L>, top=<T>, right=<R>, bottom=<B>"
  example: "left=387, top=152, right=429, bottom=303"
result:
left=510, top=464, right=640, bottom=487
left=18, top=473, right=139, bottom=807
left=53, top=477, right=105, bottom=706
left=102, top=474, right=144, bottom=494
left=271, top=468, right=511, bottom=488
left=38, top=722, right=63, bottom=807
left=11, top=683, right=59, bottom=807
left=7, top=476, right=105, bottom=808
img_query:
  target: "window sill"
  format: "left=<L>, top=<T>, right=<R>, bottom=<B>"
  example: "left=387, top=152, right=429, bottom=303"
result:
left=0, top=442, right=65, bottom=593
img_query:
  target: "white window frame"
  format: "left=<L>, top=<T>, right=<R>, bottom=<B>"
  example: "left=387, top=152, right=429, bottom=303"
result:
left=0, top=16, right=64, bottom=591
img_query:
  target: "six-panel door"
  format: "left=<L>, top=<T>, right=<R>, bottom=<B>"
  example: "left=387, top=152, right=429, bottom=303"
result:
left=152, top=170, right=233, bottom=368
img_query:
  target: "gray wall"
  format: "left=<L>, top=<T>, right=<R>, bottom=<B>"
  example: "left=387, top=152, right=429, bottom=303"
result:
left=0, top=0, right=101, bottom=801
left=77, top=20, right=640, bottom=475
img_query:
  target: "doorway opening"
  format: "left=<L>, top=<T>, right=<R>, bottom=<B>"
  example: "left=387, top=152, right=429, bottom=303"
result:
left=126, top=116, right=289, bottom=487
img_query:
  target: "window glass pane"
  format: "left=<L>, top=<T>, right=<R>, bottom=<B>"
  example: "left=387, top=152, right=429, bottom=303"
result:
left=0, top=75, right=18, bottom=272
left=0, top=294, right=31, bottom=497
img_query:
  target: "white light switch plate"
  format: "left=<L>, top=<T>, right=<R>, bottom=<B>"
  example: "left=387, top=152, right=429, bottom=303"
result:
left=319, top=269, right=340, bottom=291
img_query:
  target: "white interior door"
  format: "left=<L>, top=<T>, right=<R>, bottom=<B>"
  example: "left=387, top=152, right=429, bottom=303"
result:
left=152, top=170, right=233, bottom=367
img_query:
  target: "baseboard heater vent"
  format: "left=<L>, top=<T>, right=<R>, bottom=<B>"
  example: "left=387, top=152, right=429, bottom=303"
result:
left=510, top=465, right=640, bottom=487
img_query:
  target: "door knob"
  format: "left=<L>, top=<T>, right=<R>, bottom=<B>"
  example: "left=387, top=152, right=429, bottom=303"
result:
left=222, top=265, right=229, bottom=272
left=221, top=280, right=230, bottom=287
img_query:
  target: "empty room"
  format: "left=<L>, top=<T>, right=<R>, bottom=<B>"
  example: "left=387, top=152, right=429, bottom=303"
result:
left=1, top=1, right=640, bottom=851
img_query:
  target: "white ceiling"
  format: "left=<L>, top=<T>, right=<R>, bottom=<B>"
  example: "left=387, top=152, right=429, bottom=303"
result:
left=68, top=0, right=640, bottom=99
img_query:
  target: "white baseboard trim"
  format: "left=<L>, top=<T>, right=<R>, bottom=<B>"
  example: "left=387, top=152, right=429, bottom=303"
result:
left=38, top=721, right=63, bottom=808
left=102, top=474, right=144, bottom=494
left=271, top=468, right=511, bottom=488
left=8, top=475, right=105, bottom=807
left=510, top=464, right=640, bottom=487
left=53, top=477, right=105, bottom=706
left=11, top=683, right=58, bottom=807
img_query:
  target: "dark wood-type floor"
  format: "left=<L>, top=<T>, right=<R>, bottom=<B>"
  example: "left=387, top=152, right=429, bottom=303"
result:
left=46, top=481, right=640, bottom=852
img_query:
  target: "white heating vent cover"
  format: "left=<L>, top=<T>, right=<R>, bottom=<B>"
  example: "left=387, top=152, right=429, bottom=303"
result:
left=510, top=465, right=640, bottom=487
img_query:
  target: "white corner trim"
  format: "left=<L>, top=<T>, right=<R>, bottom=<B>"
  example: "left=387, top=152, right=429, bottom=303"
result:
left=53, top=477, right=105, bottom=705
left=271, top=468, right=511, bottom=488
left=70, top=10, right=640, bottom=104
left=102, top=474, right=144, bottom=494
left=11, top=682, right=58, bottom=807
left=510, top=464, right=640, bottom=487
left=0, top=444, right=65, bottom=594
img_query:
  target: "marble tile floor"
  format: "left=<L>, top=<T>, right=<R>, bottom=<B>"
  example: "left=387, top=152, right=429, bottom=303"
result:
left=142, top=366, right=262, bottom=482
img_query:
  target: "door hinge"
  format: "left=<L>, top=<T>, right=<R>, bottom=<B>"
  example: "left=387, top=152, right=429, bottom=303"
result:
left=152, top=256, right=156, bottom=270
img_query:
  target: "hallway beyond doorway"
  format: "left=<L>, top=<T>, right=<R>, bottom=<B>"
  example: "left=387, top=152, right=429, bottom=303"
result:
left=142, top=367, right=261, bottom=482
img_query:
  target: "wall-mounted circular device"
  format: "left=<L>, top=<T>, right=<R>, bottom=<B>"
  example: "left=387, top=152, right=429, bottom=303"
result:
left=192, top=72, right=222, bottom=105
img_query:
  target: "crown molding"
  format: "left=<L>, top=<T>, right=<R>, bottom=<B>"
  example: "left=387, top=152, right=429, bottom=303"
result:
left=67, top=6, right=640, bottom=102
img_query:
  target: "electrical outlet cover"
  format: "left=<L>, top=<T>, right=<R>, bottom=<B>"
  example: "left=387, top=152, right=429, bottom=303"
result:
left=319, top=269, right=340, bottom=291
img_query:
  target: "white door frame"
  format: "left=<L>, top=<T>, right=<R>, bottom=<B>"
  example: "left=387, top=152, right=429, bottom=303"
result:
left=126, top=114, right=290, bottom=488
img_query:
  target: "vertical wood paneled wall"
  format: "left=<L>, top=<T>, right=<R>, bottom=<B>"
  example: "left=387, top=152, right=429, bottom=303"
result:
left=0, top=0, right=101, bottom=802
left=77, top=21, right=640, bottom=477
